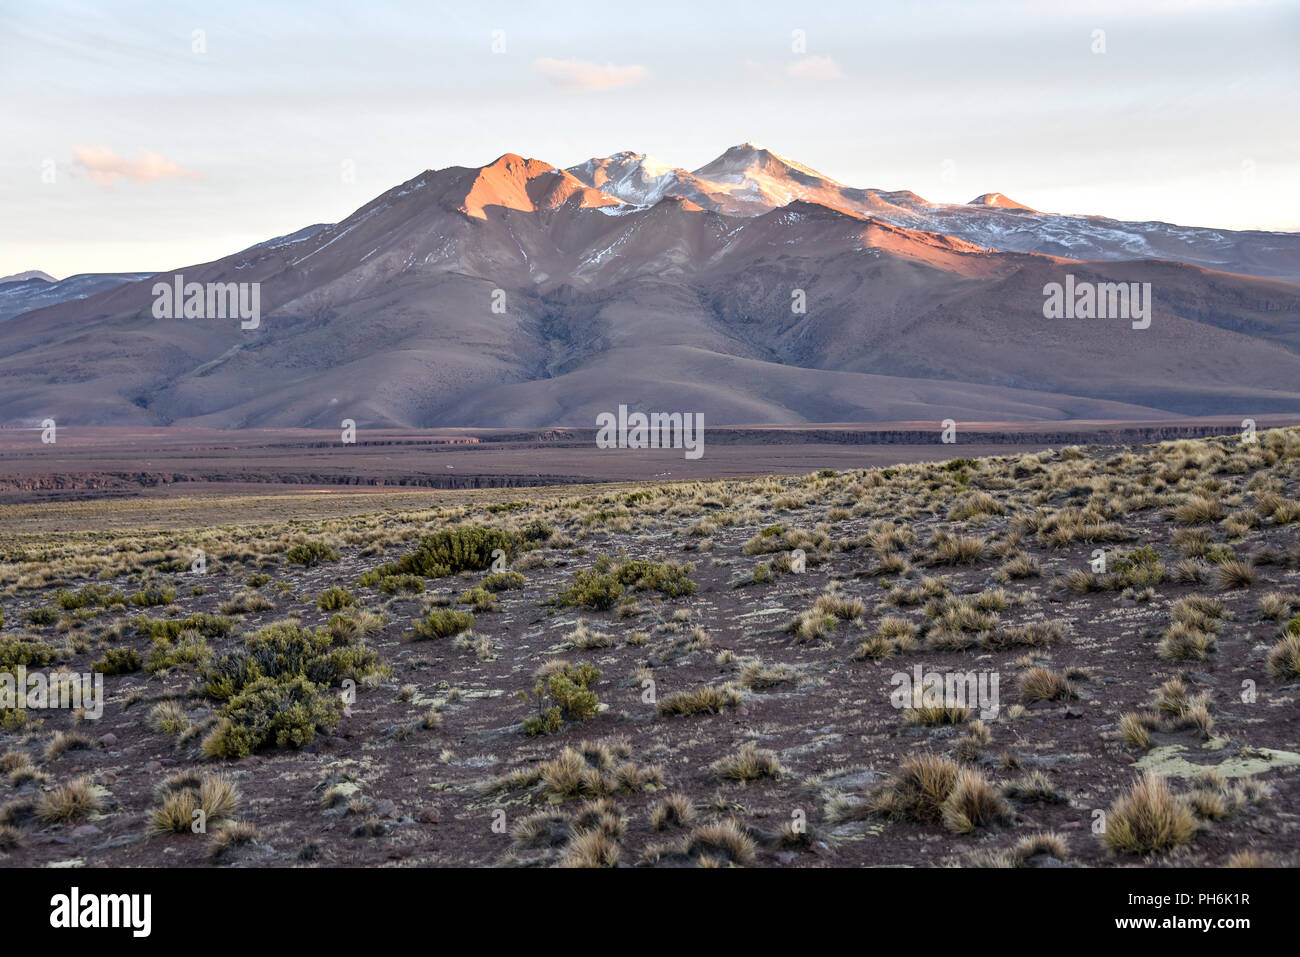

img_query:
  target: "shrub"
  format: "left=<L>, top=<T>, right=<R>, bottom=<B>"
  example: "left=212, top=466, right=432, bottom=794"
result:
left=202, top=675, right=341, bottom=758
left=0, top=638, right=59, bottom=670
left=285, top=540, right=341, bottom=567
left=377, top=526, right=517, bottom=579
left=92, top=648, right=141, bottom=675
left=202, top=621, right=382, bottom=699
left=24, top=607, right=59, bottom=626
left=128, top=586, right=176, bottom=607
left=407, top=609, right=474, bottom=641
left=1113, top=546, right=1164, bottom=587
left=317, top=586, right=356, bottom=611
left=481, top=571, right=526, bottom=592
left=523, top=662, right=602, bottom=735
left=557, top=566, right=624, bottom=610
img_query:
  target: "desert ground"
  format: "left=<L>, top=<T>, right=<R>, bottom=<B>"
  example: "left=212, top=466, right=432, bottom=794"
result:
left=1, top=427, right=1298, bottom=868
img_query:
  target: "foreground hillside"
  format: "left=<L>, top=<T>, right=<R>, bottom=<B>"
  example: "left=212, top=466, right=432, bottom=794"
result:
left=1, top=431, right=1298, bottom=867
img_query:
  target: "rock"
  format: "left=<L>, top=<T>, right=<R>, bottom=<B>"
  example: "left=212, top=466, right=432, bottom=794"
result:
left=374, top=799, right=397, bottom=819
left=1064, top=706, right=1085, bottom=719
left=416, top=808, right=440, bottom=824
left=98, top=733, right=118, bottom=747
left=69, top=825, right=102, bottom=841
left=144, top=760, right=163, bottom=774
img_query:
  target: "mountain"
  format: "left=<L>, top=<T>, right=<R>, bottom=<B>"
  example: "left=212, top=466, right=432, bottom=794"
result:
left=566, top=144, right=1300, bottom=284
left=0, top=145, right=1297, bottom=428
left=0, top=272, right=158, bottom=322
left=0, top=270, right=56, bottom=284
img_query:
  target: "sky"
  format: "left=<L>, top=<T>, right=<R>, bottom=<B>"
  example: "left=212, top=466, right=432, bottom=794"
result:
left=2, top=0, right=1297, bottom=278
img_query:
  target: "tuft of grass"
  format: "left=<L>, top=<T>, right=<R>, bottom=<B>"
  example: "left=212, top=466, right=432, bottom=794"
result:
left=38, top=776, right=100, bottom=824
left=1214, top=559, right=1256, bottom=590
left=1018, top=667, right=1074, bottom=703
left=711, top=743, right=783, bottom=782
left=1266, top=631, right=1300, bottom=678
left=657, top=683, right=742, bottom=717
left=1101, top=771, right=1198, bottom=855
left=649, top=793, right=696, bottom=831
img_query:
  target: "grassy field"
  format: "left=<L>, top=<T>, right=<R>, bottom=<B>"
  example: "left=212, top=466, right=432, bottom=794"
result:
left=1, top=430, right=1298, bottom=867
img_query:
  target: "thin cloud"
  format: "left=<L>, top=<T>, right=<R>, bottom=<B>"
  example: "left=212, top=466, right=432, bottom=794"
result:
left=532, top=57, right=648, bottom=90
left=786, top=55, right=843, bottom=81
left=73, top=146, right=198, bottom=188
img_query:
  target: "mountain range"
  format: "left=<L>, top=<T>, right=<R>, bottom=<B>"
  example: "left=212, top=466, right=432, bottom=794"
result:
left=2, top=143, right=1298, bottom=428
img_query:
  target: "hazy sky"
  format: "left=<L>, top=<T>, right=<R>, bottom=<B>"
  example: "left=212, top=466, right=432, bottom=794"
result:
left=2, top=0, right=1297, bottom=277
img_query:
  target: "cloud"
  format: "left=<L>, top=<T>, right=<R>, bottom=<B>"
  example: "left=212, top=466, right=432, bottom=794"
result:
left=786, top=55, right=844, bottom=81
left=531, top=57, right=648, bottom=90
left=72, top=146, right=198, bottom=188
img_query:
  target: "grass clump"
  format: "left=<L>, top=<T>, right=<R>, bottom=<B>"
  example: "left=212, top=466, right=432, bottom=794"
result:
left=657, top=683, right=742, bottom=717
left=1100, top=771, right=1197, bottom=855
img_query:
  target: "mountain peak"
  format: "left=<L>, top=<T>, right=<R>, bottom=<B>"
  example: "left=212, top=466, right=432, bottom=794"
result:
left=0, top=270, right=56, bottom=285
left=692, top=143, right=832, bottom=184
left=461, top=153, right=620, bottom=219
left=967, top=192, right=1037, bottom=212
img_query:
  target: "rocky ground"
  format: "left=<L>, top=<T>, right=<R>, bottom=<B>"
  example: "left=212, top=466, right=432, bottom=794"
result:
left=1, top=430, right=1297, bottom=868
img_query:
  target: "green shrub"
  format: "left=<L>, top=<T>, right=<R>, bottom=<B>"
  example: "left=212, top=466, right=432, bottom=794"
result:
left=53, top=584, right=124, bottom=610
left=481, top=571, right=526, bottom=592
left=377, top=526, right=517, bottom=579
left=93, top=648, right=141, bottom=674
left=285, top=541, right=341, bottom=567
left=523, top=662, right=601, bottom=735
left=24, top=607, right=59, bottom=626
left=457, top=587, right=499, bottom=612
left=557, top=566, right=624, bottom=610
left=202, top=675, right=340, bottom=758
left=145, top=630, right=211, bottom=674
left=614, top=560, right=696, bottom=598
left=0, top=638, right=60, bottom=670
left=521, top=520, right=553, bottom=544
left=407, top=609, right=474, bottom=641
left=128, top=586, right=176, bottom=607
left=133, top=613, right=236, bottom=643
left=317, top=586, right=356, bottom=611
left=202, top=621, right=382, bottom=699
left=558, top=558, right=696, bottom=609
left=369, top=573, right=424, bottom=594
left=1114, top=546, right=1164, bottom=587
left=245, top=573, right=271, bottom=588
